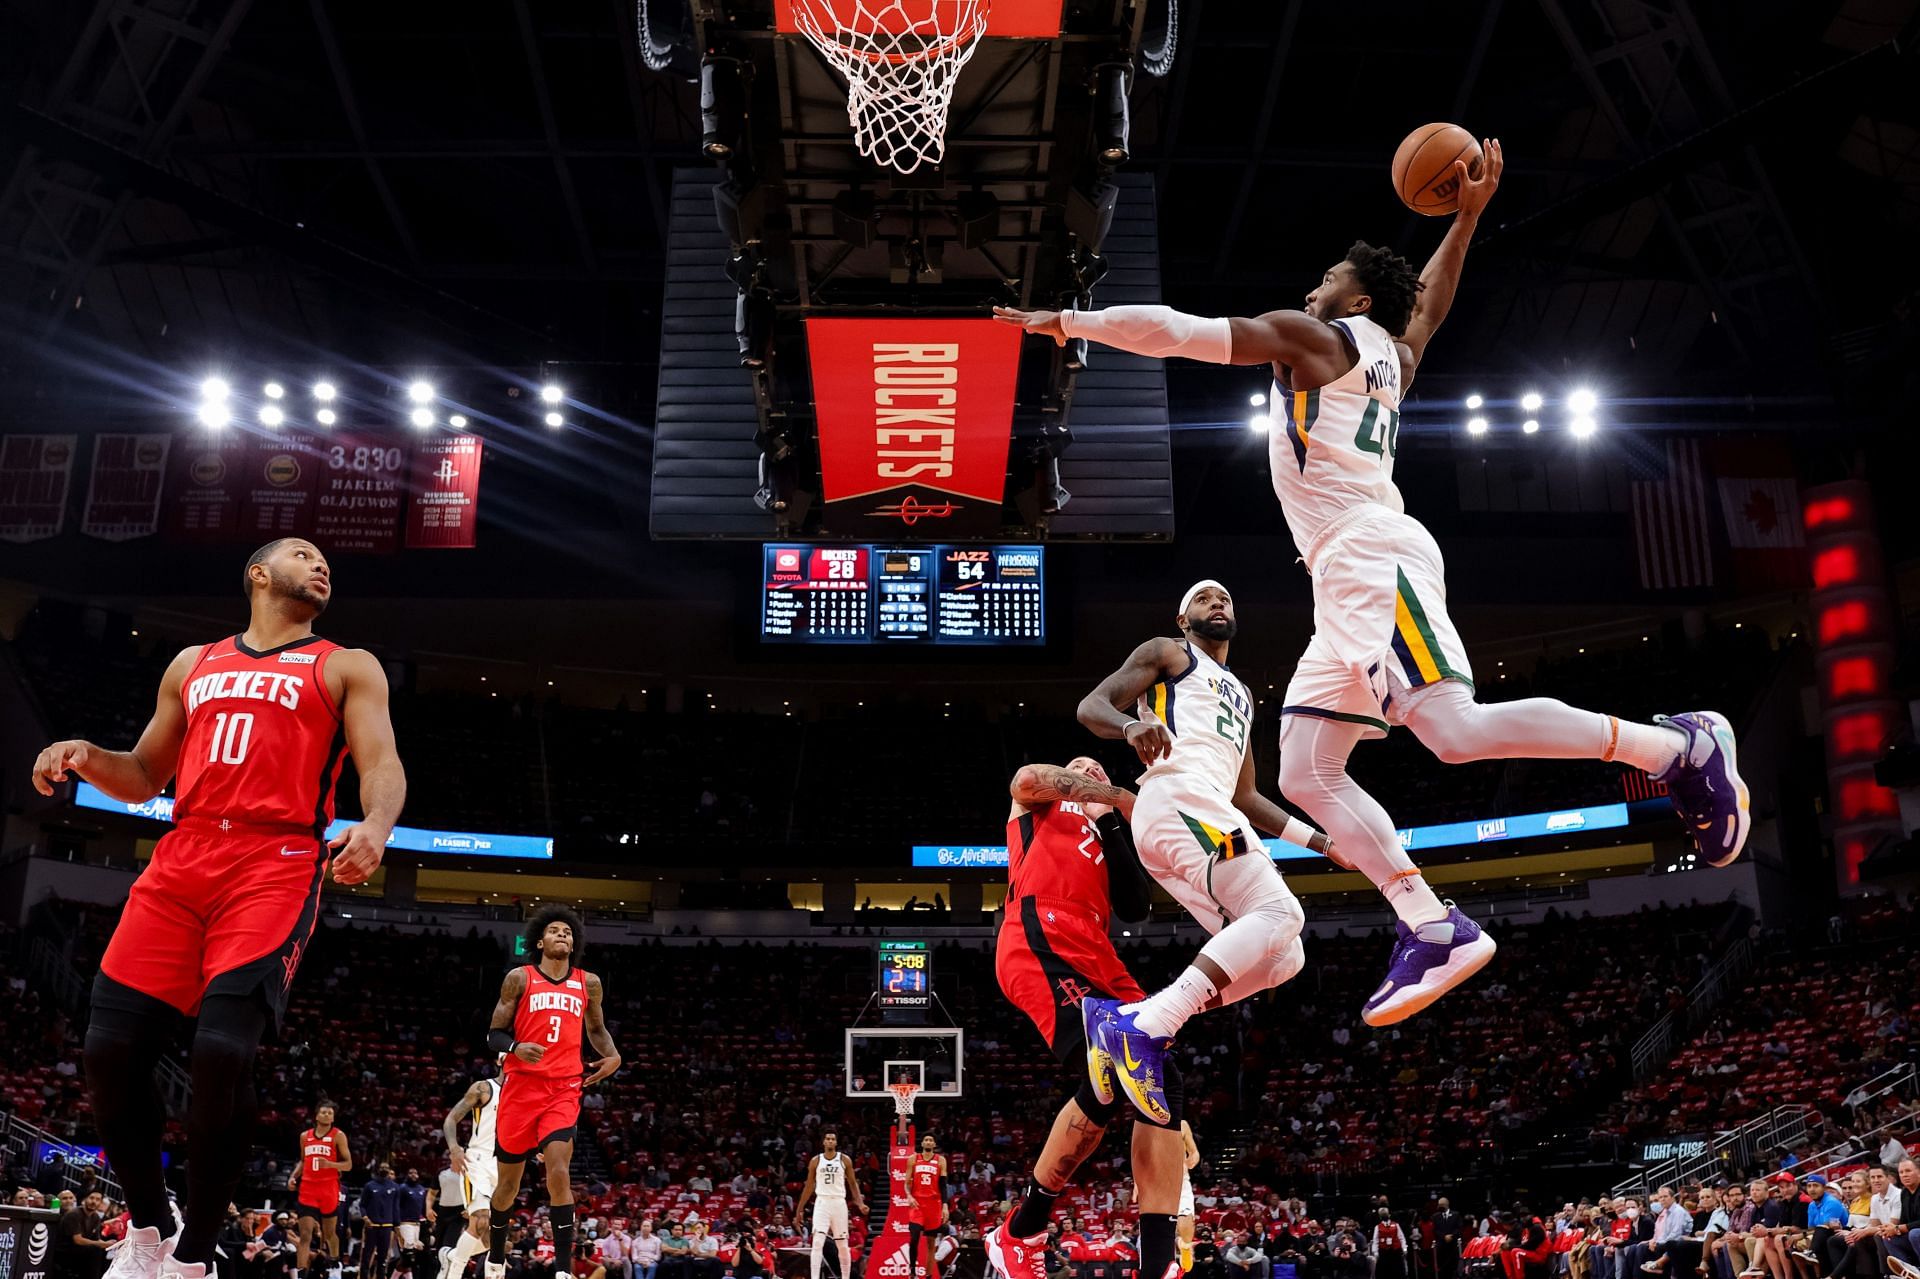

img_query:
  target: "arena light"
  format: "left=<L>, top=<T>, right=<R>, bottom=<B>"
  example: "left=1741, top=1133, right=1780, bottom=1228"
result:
left=1466, top=417, right=1489, bottom=436
left=410, top=407, right=435, bottom=428
left=316, top=408, right=338, bottom=427
left=406, top=380, right=435, bottom=404
left=540, top=384, right=565, bottom=405
left=1249, top=414, right=1272, bottom=433
left=1522, top=419, right=1540, bottom=435
left=197, top=401, right=230, bottom=429
left=259, top=404, right=285, bottom=427
left=200, top=376, right=230, bottom=401
left=263, top=381, right=285, bottom=400
left=312, top=380, right=337, bottom=402
left=1567, top=387, right=1598, bottom=415
left=544, top=411, right=565, bottom=428
left=1464, top=393, right=1484, bottom=410
left=1520, top=391, right=1543, bottom=411
left=1249, top=392, right=1267, bottom=407
left=1570, top=415, right=1597, bottom=438
left=449, top=414, right=469, bottom=429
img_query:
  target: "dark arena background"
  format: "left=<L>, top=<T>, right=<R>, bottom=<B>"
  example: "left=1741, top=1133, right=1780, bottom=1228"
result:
left=1, top=4, right=1918, bottom=1279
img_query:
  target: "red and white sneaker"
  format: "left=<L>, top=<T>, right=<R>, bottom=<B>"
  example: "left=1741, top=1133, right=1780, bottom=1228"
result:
left=985, top=1223, right=1050, bottom=1279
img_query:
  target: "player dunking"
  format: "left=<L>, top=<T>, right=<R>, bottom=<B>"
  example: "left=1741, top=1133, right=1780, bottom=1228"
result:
left=291, top=1103, right=352, bottom=1271
left=30, top=538, right=405, bottom=1279
left=907, top=1134, right=948, bottom=1278
left=794, top=1131, right=867, bottom=1279
left=985, top=758, right=1188, bottom=1279
left=1000, top=140, right=1749, bottom=1026
left=1066, top=583, right=1331, bottom=1124
left=436, top=1071, right=502, bottom=1279
left=484, top=908, right=621, bottom=1279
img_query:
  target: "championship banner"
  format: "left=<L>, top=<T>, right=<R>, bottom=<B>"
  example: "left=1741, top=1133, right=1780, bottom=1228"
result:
left=806, top=317, right=1022, bottom=537
left=0, top=434, right=76, bottom=543
left=405, top=433, right=484, bottom=549
left=166, top=433, right=251, bottom=542
left=82, top=434, right=171, bottom=541
left=239, top=432, right=324, bottom=538
left=313, top=435, right=408, bottom=555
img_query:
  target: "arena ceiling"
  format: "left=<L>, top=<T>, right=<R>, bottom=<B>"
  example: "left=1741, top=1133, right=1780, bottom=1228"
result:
left=0, top=0, right=1915, bottom=425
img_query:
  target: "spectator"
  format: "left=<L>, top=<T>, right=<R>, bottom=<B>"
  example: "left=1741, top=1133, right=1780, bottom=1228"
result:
left=1436, top=1198, right=1467, bottom=1279
left=1793, top=1176, right=1847, bottom=1276
left=1225, top=1231, right=1270, bottom=1279
left=633, top=1219, right=663, bottom=1279
left=688, top=1170, right=714, bottom=1198
left=1371, top=1210, right=1408, bottom=1279
left=1822, top=1167, right=1896, bottom=1279
left=595, top=1222, right=632, bottom=1279
left=686, top=1222, right=721, bottom=1279
left=659, top=1220, right=691, bottom=1279
left=53, top=1190, right=109, bottom=1279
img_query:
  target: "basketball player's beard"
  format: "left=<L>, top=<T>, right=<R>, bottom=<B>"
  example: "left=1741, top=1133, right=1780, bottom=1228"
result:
left=1187, top=616, right=1236, bottom=642
left=270, top=571, right=329, bottom=616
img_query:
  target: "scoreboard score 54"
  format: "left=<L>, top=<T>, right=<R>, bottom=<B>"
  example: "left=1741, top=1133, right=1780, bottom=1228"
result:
left=877, top=939, right=932, bottom=1011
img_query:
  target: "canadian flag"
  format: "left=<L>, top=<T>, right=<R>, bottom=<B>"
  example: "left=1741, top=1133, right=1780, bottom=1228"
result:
left=1717, top=476, right=1805, bottom=549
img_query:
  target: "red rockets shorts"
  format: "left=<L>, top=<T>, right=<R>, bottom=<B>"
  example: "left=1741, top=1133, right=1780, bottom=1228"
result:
left=911, top=1199, right=944, bottom=1230
left=995, top=896, right=1147, bottom=1066
left=96, top=819, right=328, bottom=1030
left=495, top=1070, right=583, bottom=1161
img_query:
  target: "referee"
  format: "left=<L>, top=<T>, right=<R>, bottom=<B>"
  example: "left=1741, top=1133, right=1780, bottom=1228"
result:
left=432, top=1163, right=468, bottom=1257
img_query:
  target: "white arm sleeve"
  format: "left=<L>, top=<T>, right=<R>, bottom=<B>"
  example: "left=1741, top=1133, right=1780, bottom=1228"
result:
left=1058, top=305, right=1235, bottom=364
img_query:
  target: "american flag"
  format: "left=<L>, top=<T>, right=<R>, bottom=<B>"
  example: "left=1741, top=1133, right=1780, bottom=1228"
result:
left=1630, top=438, right=1713, bottom=590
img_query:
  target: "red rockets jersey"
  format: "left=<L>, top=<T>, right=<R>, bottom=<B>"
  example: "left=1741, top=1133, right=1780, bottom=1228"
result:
left=299, top=1127, right=342, bottom=1203
left=175, top=635, right=348, bottom=833
left=1005, top=799, right=1111, bottom=925
left=506, top=964, right=594, bottom=1079
left=911, top=1155, right=942, bottom=1206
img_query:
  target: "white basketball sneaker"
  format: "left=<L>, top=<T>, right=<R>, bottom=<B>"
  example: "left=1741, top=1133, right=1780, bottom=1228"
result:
left=484, top=1263, right=506, bottom=1279
left=104, top=1225, right=178, bottom=1279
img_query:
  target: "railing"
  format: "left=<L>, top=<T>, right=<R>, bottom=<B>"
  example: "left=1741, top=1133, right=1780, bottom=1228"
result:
left=1612, top=1102, right=1813, bottom=1196
left=1629, top=935, right=1754, bottom=1082
left=1800, top=1063, right=1920, bottom=1180
left=0, top=1111, right=122, bottom=1200
left=28, top=938, right=191, bottom=1115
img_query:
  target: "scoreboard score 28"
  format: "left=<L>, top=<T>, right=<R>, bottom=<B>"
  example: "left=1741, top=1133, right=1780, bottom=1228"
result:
left=877, top=939, right=932, bottom=1012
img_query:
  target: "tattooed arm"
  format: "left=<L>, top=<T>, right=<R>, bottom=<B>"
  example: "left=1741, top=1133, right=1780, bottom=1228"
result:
left=1009, top=764, right=1135, bottom=818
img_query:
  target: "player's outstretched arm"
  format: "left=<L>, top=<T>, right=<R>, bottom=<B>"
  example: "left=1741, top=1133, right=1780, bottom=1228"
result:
left=442, top=1082, right=488, bottom=1173
left=1010, top=764, right=1135, bottom=818
left=1077, top=637, right=1187, bottom=765
left=1230, top=749, right=1346, bottom=867
left=329, top=650, right=406, bottom=886
left=1398, top=138, right=1502, bottom=373
left=30, top=644, right=200, bottom=802
left=994, top=304, right=1351, bottom=378
left=581, top=972, right=621, bottom=1085
left=487, top=968, right=542, bottom=1064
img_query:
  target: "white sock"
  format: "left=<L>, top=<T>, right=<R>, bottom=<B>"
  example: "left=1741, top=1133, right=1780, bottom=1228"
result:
left=1611, top=718, right=1689, bottom=776
left=1124, top=965, right=1218, bottom=1040
left=1383, top=873, right=1449, bottom=929
left=450, top=1232, right=486, bottom=1274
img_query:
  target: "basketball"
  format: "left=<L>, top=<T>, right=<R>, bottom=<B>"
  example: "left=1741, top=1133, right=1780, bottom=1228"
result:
left=1392, top=122, right=1484, bottom=215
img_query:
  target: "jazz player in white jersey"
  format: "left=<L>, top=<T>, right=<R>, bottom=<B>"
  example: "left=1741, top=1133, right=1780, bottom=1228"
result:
left=1074, top=581, right=1334, bottom=1124
left=793, top=1131, right=867, bottom=1279
left=435, top=1072, right=501, bottom=1279
left=1003, top=139, right=1749, bottom=1027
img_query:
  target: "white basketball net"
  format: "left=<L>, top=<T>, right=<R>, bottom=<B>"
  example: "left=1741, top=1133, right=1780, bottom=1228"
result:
left=792, top=0, right=990, bottom=174
left=890, top=1081, right=922, bottom=1117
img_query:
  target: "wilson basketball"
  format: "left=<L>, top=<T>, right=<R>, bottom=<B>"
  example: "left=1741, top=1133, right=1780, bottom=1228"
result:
left=1393, top=123, right=1484, bottom=215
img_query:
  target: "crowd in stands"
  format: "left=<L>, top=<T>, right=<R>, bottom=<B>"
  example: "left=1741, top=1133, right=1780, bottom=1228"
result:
left=5, top=601, right=1789, bottom=851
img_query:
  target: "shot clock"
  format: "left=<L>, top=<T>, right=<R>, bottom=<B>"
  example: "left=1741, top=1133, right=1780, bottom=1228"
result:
left=877, top=939, right=932, bottom=1013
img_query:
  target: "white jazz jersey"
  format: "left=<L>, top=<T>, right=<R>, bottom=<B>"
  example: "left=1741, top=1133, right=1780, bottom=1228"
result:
left=1136, top=642, right=1255, bottom=797
left=813, top=1151, right=849, bottom=1200
left=467, top=1078, right=499, bottom=1164
left=1268, top=313, right=1407, bottom=560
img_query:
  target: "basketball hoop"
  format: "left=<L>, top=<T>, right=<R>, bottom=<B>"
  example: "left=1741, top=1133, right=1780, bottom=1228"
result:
left=890, top=1080, right=922, bottom=1118
left=790, top=0, right=990, bottom=174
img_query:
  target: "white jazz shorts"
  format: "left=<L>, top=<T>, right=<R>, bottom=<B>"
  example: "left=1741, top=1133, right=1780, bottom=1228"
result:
left=1282, top=506, right=1473, bottom=743
left=463, top=1155, right=497, bottom=1208
left=1132, top=773, right=1301, bottom=933
left=812, top=1199, right=849, bottom=1240
left=1179, top=1175, right=1195, bottom=1220
left=398, top=1223, right=421, bottom=1249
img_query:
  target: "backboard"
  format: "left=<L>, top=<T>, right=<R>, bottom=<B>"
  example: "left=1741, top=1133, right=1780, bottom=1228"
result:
left=846, top=1026, right=964, bottom=1099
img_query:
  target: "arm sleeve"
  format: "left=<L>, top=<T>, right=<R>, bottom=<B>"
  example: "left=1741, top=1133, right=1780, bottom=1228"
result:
left=1098, top=812, right=1154, bottom=924
left=1058, top=305, right=1235, bottom=364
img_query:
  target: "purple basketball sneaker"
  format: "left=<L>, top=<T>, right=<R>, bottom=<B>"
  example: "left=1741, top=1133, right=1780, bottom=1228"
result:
left=1655, top=710, right=1750, bottom=867
left=1361, top=904, right=1498, bottom=1027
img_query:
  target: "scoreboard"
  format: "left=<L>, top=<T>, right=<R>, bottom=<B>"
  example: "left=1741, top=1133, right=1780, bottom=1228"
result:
left=877, top=939, right=932, bottom=1012
left=760, top=544, right=1044, bottom=645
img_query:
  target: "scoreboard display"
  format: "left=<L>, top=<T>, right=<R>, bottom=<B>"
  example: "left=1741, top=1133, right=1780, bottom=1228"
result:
left=877, top=939, right=932, bottom=1011
left=760, top=544, right=1044, bottom=645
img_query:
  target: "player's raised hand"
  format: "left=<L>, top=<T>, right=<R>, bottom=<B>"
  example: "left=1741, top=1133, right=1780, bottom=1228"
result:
left=992, top=306, right=1069, bottom=345
left=1124, top=707, right=1174, bottom=767
left=513, top=1041, right=548, bottom=1065
left=31, top=740, right=92, bottom=796
left=328, top=822, right=389, bottom=884
left=1455, top=138, right=1501, bottom=219
left=583, top=1054, right=622, bottom=1086
left=449, top=1148, right=469, bottom=1176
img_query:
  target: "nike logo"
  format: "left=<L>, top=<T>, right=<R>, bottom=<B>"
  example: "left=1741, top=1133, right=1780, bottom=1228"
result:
left=1123, top=1041, right=1142, bottom=1072
left=206, top=651, right=242, bottom=661
left=279, top=846, right=309, bottom=856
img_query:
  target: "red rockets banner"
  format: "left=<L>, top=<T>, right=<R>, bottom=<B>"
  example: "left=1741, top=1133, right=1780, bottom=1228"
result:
left=806, top=317, right=1022, bottom=536
left=405, top=433, right=485, bottom=549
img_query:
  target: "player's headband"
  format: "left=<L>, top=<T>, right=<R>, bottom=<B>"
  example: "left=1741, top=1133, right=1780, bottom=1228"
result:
left=1179, top=579, right=1229, bottom=617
